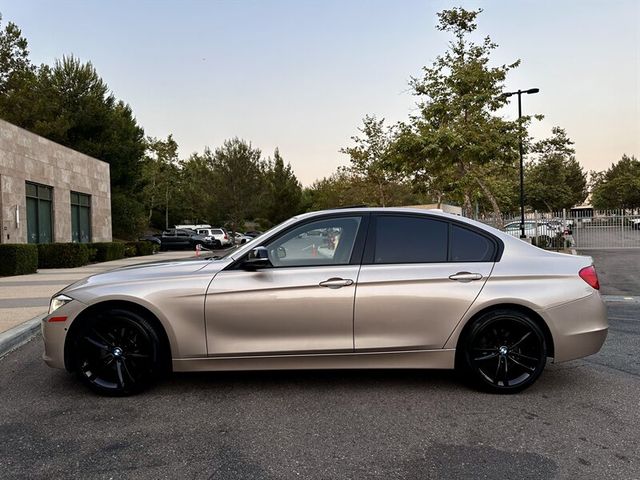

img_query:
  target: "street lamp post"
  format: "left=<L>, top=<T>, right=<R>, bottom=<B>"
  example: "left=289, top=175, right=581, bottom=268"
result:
left=504, top=88, right=539, bottom=239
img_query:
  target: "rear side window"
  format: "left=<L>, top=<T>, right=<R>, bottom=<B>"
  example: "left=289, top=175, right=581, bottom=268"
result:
left=374, top=216, right=448, bottom=263
left=450, top=225, right=495, bottom=262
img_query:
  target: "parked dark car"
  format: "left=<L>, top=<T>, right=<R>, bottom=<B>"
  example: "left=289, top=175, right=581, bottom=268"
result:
left=160, top=229, right=218, bottom=251
left=244, top=230, right=263, bottom=238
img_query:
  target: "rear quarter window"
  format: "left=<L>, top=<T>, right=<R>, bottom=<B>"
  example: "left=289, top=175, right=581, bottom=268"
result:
left=450, top=224, right=495, bottom=262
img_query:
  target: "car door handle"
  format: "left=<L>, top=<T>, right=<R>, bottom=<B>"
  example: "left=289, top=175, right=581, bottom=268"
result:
left=319, top=278, right=354, bottom=289
left=449, top=272, right=483, bottom=282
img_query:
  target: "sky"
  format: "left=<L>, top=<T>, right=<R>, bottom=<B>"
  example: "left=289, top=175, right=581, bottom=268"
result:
left=1, top=0, right=638, bottom=185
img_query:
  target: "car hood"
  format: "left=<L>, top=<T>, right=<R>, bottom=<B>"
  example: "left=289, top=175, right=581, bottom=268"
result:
left=60, top=258, right=231, bottom=296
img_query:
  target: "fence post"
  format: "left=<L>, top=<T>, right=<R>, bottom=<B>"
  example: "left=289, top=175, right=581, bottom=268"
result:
left=534, top=210, right=539, bottom=240
left=621, top=208, right=625, bottom=248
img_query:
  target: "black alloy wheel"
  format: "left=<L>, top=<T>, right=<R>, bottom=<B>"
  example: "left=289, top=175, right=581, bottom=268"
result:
left=72, top=309, right=164, bottom=396
left=461, top=310, right=547, bottom=393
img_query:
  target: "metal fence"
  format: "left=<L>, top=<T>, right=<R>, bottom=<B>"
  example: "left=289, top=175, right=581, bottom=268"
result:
left=475, top=209, right=640, bottom=250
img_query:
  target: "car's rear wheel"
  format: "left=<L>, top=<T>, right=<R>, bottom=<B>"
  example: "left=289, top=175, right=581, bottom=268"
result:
left=71, top=308, right=165, bottom=396
left=459, top=310, right=547, bottom=393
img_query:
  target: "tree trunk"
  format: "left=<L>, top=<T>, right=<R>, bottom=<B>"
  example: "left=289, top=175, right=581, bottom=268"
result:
left=466, top=165, right=503, bottom=228
left=463, top=192, right=473, bottom=218
left=165, top=183, right=169, bottom=230
left=377, top=178, right=386, bottom=207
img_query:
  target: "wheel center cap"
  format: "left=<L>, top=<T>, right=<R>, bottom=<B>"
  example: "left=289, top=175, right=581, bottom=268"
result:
left=499, top=346, right=508, bottom=356
left=112, top=347, right=123, bottom=357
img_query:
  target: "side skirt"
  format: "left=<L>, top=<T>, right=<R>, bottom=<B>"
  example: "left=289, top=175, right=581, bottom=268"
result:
left=172, top=349, right=456, bottom=372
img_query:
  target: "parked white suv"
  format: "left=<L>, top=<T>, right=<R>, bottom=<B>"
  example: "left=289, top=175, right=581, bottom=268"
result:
left=197, top=228, right=233, bottom=247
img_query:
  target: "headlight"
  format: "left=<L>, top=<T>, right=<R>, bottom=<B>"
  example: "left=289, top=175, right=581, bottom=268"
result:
left=49, top=294, right=72, bottom=314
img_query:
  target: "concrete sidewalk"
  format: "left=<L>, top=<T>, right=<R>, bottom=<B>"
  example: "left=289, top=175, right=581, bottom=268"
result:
left=0, top=250, right=197, bottom=334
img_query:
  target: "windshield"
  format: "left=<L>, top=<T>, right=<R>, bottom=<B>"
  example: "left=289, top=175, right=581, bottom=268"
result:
left=208, top=218, right=296, bottom=260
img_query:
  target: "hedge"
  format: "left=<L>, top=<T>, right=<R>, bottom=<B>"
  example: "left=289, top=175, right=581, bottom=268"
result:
left=90, top=242, right=125, bottom=262
left=124, top=241, right=158, bottom=257
left=0, top=244, right=38, bottom=276
left=37, top=243, right=90, bottom=269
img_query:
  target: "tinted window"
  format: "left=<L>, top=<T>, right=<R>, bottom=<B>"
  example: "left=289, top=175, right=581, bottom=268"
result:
left=266, top=216, right=362, bottom=267
left=450, top=225, right=495, bottom=262
left=374, top=216, right=448, bottom=264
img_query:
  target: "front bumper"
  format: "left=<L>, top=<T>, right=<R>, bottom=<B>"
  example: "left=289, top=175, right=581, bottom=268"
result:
left=41, top=298, right=87, bottom=370
left=544, top=292, right=608, bottom=363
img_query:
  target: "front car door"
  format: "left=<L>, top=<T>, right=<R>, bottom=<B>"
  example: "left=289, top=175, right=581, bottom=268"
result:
left=205, top=214, right=368, bottom=355
left=354, top=213, right=499, bottom=351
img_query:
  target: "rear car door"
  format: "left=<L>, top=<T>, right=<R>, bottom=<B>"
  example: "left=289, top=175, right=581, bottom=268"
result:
left=205, top=214, right=368, bottom=355
left=354, top=214, right=498, bottom=351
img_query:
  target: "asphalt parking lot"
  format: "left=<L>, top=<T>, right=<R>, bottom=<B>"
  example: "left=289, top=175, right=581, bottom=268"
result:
left=0, top=251, right=638, bottom=479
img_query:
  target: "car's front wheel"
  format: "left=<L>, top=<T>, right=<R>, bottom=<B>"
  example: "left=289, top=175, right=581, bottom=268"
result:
left=71, top=308, right=165, bottom=396
left=459, top=309, right=547, bottom=393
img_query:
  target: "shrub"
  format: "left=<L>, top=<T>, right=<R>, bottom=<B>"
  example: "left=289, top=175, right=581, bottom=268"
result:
left=136, top=241, right=158, bottom=256
left=37, top=243, right=89, bottom=269
left=90, top=242, right=125, bottom=262
left=0, top=244, right=38, bottom=276
left=124, top=242, right=137, bottom=258
left=124, top=241, right=158, bottom=257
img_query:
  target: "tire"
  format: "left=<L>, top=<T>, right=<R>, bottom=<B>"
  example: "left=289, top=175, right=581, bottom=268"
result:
left=70, top=308, right=166, bottom=396
left=458, top=309, right=547, bottom=394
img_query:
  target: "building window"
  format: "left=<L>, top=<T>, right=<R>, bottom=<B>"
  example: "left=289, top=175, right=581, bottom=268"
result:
left=26, top=182, right=53, bottom=244
left=71, top=192, right=91, bottom=243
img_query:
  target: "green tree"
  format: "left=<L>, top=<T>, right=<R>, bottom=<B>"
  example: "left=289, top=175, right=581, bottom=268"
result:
left=591, top=155, right=640, bottom=209
left=141, top=135, right=180, bottom=229
left=0, top=13, right=33, bottom=95
left=398, top=8, right=524, bottom=223
left=340, top=115, right=403, bottom=206
left=209, top=138, right=266, bottom=231
left=524, top=127, right=587, bottom=211
left=177, top=151, right=217, bottom=226
left=303, top=167, right=420, bottom=211
left=19, top=56, right=145, bottom=191
left=264, top=148, right=302, bottom=223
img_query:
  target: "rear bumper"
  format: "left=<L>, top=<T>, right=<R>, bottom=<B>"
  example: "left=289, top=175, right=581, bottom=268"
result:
left=543, top=292, right=608, bottom=363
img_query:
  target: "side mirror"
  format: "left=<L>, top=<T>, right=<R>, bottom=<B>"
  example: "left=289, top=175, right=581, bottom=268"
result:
left=242, top=246, right=271, bottom=270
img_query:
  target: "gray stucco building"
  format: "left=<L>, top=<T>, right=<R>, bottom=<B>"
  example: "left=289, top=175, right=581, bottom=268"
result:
left=0, top=118, right=112, bottom=245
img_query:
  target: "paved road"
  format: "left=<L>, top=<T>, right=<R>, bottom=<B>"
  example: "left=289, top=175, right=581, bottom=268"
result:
left=0, top=298, right=638, bottom=479
left=579, top=249, right=640, bottom=296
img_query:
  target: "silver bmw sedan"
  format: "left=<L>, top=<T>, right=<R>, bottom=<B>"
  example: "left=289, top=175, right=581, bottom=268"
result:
left=42, top=208, right=607, bottom=395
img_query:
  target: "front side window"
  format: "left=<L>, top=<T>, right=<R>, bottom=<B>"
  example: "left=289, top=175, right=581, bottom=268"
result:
left=70, top=192, right=91, bottom=243
left=265, top=216, right=362, bottom=267
left=374, top=216, right=448, bottom=264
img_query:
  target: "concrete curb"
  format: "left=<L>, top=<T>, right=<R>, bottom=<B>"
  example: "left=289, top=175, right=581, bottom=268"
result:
left=0, top=314, right=45, bottom=359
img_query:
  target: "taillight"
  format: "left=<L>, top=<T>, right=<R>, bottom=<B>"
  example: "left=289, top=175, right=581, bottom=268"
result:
left=579, top=265, right=600, bottom=290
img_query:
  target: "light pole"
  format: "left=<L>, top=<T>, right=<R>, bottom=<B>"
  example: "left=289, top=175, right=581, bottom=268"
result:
left=504, top=88, right=539, bottom=239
